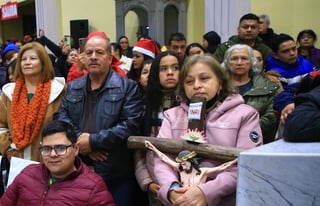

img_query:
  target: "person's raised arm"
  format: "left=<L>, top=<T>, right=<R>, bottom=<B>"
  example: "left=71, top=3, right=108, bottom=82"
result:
left=38, top=29, right=63, bottom=57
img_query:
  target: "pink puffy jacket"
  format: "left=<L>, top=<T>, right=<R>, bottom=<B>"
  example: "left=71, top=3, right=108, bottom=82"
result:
left=154, top=94, right=263, bottom=206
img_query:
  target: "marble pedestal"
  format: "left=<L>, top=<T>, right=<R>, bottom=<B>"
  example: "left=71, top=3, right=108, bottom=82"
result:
left=237, top=139, right=320, bottom=206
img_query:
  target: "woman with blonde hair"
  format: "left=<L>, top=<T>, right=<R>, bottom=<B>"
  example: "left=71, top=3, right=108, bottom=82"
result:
left=0, top=41, right=65, bottom=162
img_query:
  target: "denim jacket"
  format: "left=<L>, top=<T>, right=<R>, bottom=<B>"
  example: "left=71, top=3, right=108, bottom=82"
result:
left=54, top=69, right=144, bottom=181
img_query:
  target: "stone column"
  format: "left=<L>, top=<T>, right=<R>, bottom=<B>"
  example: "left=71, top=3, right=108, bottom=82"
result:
left=204, top=0, right=251, bottom=42
left=34, top=0, right=60, bottom=43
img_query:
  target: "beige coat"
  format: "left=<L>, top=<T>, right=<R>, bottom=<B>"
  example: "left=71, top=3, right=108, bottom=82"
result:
left=0, top=78, right=65, bottom=162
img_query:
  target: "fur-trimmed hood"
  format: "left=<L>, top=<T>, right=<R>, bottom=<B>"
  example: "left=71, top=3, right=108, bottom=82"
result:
left=2, top=77, right=65, bottom=104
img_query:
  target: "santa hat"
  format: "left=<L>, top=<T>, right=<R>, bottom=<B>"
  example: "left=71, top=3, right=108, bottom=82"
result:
left=132, top=39, right=160, bottom=59
left=87, top=31, right=108, bottom=39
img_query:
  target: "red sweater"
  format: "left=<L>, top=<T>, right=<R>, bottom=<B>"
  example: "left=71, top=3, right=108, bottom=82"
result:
left=0, top=157, right=115, bottom=206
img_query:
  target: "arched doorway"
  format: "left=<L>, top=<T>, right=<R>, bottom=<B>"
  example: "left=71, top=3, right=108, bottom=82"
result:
left=124, top=7, right=149, bottom=44
left=115, top=0, right=186, bottom=46
left=164, top=5, right=179, bottom=45
left=123, top=11, right=139, bottom=44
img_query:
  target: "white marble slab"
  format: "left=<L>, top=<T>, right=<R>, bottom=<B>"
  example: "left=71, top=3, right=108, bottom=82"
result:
left=237, top=139, right=320, bottom=206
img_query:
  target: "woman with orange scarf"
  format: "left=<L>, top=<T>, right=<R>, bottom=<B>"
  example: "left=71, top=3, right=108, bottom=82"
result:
left=0, top=42, right=65, bottom=161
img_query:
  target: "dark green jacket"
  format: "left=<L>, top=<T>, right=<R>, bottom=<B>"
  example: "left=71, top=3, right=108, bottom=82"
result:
left=213, top=35, right=272, bottom=63
left=242, top=74, right=279, bottom=143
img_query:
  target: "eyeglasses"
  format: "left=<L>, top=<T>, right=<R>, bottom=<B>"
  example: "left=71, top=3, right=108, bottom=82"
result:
left=39, top=144, right=74, bottom=156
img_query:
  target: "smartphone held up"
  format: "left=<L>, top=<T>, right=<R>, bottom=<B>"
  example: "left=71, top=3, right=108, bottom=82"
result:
left=79, top=37, right=88, bottom=53
left=64, top=35, right=71, bottom=46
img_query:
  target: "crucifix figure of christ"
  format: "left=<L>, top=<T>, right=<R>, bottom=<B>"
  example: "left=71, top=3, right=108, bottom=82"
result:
left=145, top=140, right=237, bottom=187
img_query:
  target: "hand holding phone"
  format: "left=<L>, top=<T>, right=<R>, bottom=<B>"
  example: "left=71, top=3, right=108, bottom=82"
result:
left=64, top=35, right=71, bottom=46
left=39, top=29, right=44, bottom=37
left=79, top=37, right=88, bottom=53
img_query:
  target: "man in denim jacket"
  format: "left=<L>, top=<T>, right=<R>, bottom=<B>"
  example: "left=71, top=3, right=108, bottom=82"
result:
left=54, top=32, right=144, bottom=206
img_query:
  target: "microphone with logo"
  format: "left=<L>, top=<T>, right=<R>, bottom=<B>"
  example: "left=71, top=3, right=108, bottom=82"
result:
left=181, top=96, right=207, bottom=143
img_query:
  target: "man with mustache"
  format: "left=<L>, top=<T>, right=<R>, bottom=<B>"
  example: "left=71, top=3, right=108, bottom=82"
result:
left=54, top=31, right=144, bottom=206
left=66, top=32, right=126, bottom=84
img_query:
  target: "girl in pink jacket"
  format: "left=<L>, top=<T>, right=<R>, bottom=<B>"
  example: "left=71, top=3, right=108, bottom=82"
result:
left=153, top=54, right=262, bottom=206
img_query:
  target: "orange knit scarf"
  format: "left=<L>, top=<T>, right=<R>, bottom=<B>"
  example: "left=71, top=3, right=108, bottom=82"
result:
left=11, top=77, right=51, bottom=149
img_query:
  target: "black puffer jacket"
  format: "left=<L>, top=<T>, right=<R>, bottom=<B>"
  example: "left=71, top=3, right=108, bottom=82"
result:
left=284, top=85, right=320, bottom=142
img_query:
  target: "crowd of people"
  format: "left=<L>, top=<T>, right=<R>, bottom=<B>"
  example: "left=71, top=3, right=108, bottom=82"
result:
left=0, top=12, right=319, bottom=206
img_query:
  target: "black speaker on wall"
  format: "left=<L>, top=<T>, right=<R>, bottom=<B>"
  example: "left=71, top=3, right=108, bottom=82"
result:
left=70, top=19, right=89, bottom=49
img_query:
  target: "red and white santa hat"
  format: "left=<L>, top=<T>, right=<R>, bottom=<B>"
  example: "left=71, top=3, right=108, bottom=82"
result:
left=132, top=39, right=160, bottom=59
